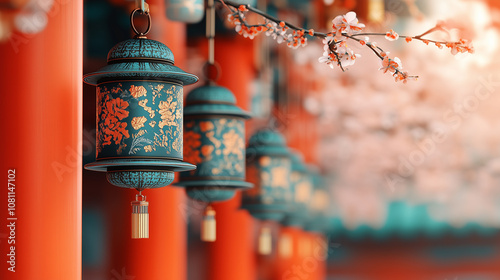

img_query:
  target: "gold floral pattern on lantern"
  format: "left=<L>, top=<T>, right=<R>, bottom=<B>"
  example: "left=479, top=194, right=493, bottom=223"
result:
left=159, top=96, right=178, bottom=129
left=172, top=137, right=182, bottom=153
left=138, top=99, right=155, bottom=118
left=97, top=82, right=183, bottom=158
left=183, top=118, right=245, bottom=176
left=270, top=166, right=289, bottom=188
left=244, top=156, right=291, bottom=205
left=295, top=181, right=312, bottom=203
left=222, top=130, right=245, bottom=159
left=131, top=116, right=147, bottom=130
left=129, top=85, right=147, bottom=98
left=260, top=156, right=271, bottom=167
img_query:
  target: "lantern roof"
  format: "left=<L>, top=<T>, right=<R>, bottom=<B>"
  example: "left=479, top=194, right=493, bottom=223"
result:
left=83, top=37, right=198, bottom=86
left=107, top=38, right=175, bottom=63
left=184, top=85, right=251, bottom=118
left=246, top=129, right=291, bottom=157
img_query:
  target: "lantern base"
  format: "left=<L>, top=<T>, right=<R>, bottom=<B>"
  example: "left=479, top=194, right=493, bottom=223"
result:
left=241, top=203, right=289, bottom=222
left=84, top=158, right=196, bottom=172
left=176, top=180, right=253, bottom=202
left=281, top=216, right=304, bottom=228
left=186, top=188, right=234, bottom=202
left=107, top=170, right=175, bottom=190
left=175, top=179, right=253, bottom=188
left=281, top=211, right=309, bottom=228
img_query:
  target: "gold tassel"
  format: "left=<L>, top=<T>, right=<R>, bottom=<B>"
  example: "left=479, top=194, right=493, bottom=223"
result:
left=258, top=226, right=272, bottom=255
left=279, top=233, right=292, bottom=258
left=131, top=194, right=149, bottom=239
left=201, top=206, right=216, bottom=242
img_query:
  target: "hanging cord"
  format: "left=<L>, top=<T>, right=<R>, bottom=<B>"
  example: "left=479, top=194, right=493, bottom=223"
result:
left=137, top=0, right=149, bottom=13
left=207, top=0, right=215, bottom=64
left=203, top=0, right=221, bottom=84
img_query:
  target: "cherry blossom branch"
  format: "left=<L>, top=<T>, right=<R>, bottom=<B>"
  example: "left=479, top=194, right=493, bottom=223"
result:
left=217, top=0, right=474, bottom=83
left=219, top=0, right=327, bottom=38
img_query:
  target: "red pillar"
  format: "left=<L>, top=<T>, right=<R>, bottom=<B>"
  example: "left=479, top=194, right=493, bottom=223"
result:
left=272, top=229, right=327, bottom=280
left=0, top=1, right=83, bottom=279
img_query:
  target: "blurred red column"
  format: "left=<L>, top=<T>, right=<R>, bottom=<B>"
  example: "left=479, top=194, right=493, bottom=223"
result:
left=272, top=229, right=327, bottom=280
left=0, top=1, right=83, bottom=279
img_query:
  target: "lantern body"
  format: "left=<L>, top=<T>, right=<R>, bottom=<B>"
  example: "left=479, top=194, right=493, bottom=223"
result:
left=166, top=0, right=204, bottom=24
left=281, top=152, right=313, bottom=228
left=242, top=129, right=292, bottom=221
left=84, top=37, right=198, bottom=187
left=177, top=85, right=252, bottom=202
left=95, top=80, right=184, bottom=161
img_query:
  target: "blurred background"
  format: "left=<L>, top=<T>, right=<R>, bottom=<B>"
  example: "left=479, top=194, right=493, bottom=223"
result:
left=81, top=0, right=500, bottom=280
left=2, top=0, right=499, bottom=279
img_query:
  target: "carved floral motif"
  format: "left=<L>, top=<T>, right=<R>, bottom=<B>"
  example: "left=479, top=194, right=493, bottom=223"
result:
left=183, top=118, right=245, bottom=177
left=96, top=81, right=183, bottom=157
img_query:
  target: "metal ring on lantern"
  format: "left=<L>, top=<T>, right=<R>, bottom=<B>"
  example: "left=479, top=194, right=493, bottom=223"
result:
left=130, top=8, right=151, bottom=37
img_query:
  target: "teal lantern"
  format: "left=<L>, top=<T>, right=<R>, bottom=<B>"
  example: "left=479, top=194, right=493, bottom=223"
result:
left=277, top=151, right=313, bottom=258
left=242, top=129, right=292, bottom=254
left=83, top=9, right=198, bottom=239
left=176, top=84, right=252, bottom=241
left=281, top=151, right=313, bottom=228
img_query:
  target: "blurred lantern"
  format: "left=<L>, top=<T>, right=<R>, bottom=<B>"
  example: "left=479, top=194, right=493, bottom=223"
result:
left=302, top=168, right=331, bottom=259
left=242, top=129, right=292, bottom=254
left=278, top=151, right=312, bottom=257
left=282, top=151, right=313, bottom=228
left=176, top=0, right=252, bottom=242
left=83, top=7, right=198, bottom=239
left=165, top=0, right=204, bottom=23
left=177, top=85, right=252, bottom=241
